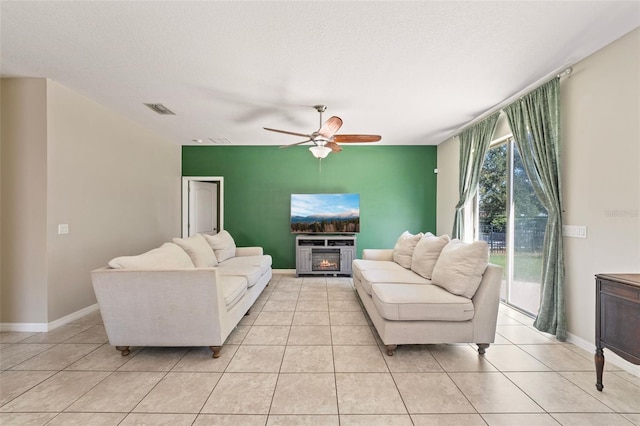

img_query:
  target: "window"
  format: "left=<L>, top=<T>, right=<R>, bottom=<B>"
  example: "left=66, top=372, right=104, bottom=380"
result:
left=476, top=137, right=547, bottom=315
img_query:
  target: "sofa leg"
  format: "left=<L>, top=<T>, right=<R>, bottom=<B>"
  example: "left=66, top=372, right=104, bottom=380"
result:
left=210, top=346, right=222, bottom=358
left=477, top=343, right=490, bottom=355
left=116, top=346, right=131, bottom=356
left=385, top=344, right=397, bottom=356
left=245, top=308, right=251, bottom=316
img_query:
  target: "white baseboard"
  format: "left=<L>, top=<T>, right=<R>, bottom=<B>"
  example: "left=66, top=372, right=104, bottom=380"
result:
left=566, top=331, right=640, bottom=378
left=0, top=304, right=100, bottom=333
left=0, top=322, right=49, bottom=332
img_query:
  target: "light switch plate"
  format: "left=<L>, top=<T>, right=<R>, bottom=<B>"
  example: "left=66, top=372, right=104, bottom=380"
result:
left=562, top=225, right=587, bottom=238
left=58, top=224, right=69, bottom=235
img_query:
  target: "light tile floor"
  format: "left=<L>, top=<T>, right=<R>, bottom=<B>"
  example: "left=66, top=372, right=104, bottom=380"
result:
left=1, top=273, right=639, bottom=426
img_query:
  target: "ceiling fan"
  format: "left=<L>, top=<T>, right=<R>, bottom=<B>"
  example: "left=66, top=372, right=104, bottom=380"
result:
left=263, top=105, right=381, bottom=158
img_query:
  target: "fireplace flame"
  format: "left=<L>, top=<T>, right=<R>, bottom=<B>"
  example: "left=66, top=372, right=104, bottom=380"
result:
left=319, top=259, right=338, bottom=269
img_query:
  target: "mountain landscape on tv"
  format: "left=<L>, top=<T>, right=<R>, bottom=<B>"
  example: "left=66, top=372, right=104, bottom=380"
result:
left=291, top=193, right=360, bottom=234
left=291, top=213, right=360, bottom=233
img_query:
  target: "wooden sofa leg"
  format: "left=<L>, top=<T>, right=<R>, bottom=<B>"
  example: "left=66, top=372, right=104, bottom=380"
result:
left=116, top=346, right=131, bottom=356
left=385, top=344, right=397, bottom=356
left=210, top=346, right=222, bottom=358
left=477, top=344, right=490, bottom=355
left=245, top=308, right=251, bottom=316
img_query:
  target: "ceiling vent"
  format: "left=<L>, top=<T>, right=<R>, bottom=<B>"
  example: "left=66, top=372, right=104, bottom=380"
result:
left=144, top=103, right=176, bottom=115
left=209, top=138, right=232, bottom=144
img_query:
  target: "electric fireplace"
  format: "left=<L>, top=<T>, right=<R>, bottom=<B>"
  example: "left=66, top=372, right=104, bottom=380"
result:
left=311, top=249, right=341, bottom=272
left=295, top=235, right=356, bottom=276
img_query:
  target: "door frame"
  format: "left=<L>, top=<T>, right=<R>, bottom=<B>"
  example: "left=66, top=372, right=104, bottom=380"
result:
left=181, top=176, right=224, bottom=238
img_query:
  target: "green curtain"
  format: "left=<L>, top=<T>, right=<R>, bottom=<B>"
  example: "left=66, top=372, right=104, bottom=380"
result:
left=452, top=112, right=500, bottom=239
left=504, top=78, right=566, bottom=341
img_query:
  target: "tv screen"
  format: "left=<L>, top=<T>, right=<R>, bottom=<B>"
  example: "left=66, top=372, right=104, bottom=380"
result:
left=291, top=193, right=360, bottom=234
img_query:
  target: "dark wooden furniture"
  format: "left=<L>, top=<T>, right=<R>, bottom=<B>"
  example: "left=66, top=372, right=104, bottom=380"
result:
left=595, top=274, right=640, bottom=391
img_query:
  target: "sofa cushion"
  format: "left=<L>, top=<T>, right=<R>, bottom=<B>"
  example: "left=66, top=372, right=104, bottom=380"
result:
left=359, top=268, right=430, bottom=295
left=203, top=230, right=236, bottom=263
left=108, top=243, right=195, bottom=270
left=431, top=239, right=489, bottom=298
left=218, top=265, right=263, bottom=288
left=353, top=259, right=402, bottom=272
left=172, top=233, right=218, bottom=267
left=220, top=255, right=272, bottom=276
left=411, top=234, right=451, bottom=279
left=352, top=259, right=406, bottom=283
left=392, top=231, right=424, bottom=269
left=220, top=275, right=248, bottom=309
left=372, top=283, right=475, bottom=321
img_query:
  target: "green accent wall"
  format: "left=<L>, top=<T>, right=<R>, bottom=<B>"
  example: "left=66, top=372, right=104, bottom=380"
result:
left=182, top=145, right=437, bottom=268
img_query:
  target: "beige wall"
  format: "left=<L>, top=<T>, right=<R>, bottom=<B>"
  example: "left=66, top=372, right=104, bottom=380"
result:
left=1, top=79, right=49, bottom=323
left=436, top=134, right=459, bottom=237
left=1, top=78, right=181, bottom=325
left=437, top=28, right=640, bottom=352
left=561, top=29, right=639, bottom=343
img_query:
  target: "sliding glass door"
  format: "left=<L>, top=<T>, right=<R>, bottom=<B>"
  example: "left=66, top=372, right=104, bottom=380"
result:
left=478, top=138, right=547, bottom=315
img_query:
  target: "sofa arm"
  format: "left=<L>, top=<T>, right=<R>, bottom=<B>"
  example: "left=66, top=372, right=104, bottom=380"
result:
left=470, top=263, right=504, bottom=343
left=91, top=268, right=227, bottom=347
left=362, top=249, right=394, bottom=261
left=235, top=246, right=263, bottom=257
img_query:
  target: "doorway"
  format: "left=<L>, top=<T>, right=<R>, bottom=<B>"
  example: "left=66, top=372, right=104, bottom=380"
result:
left=181, top=177, right=224, bottom=238
left=477, top=138, right=547, bottom=316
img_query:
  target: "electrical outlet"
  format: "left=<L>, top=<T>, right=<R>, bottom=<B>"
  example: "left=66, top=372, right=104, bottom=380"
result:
left=58, top=224, right=69, bottom=235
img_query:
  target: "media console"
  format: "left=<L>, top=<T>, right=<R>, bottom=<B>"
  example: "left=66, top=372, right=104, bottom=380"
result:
left=295, top=235, right=356, bottom=277
left=594, top=273, right=640, bottom=391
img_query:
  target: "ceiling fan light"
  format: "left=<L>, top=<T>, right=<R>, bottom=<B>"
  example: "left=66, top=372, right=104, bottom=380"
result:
left=309, top=145, right=332, bottom=159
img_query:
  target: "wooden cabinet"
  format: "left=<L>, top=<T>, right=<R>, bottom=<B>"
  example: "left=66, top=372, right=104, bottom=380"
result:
left=295, top=235, right=356, bottom=277
left=595, top=273, right=640, bottom=391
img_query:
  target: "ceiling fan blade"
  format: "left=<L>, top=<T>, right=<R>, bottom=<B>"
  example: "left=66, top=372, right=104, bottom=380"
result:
left=279, top=139, right=312, bottom=149
left=263, top=127, right=311, bottom=138
left=333, top=134, right=382, bottom=143
left=318, top=116, right=343, bottom=139
left=326, top=141, right=342, bottom=152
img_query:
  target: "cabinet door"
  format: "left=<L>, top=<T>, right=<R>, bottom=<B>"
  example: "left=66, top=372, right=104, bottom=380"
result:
left=297, top=247, right=312, bottom=273
left=341, top=248, right=355, bottom=274
left=599, top=278, right=640, bottom=364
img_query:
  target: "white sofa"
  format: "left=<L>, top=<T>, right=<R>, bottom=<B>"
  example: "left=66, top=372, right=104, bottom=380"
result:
left=91, top=231, right=272, bottom=358
left=352, top=232, right=503, bottom=356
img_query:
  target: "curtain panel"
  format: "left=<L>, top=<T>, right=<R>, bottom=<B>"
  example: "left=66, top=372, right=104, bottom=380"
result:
left=504, top=78, right=566, bottom=341
left=452, top=112, right=500, bottom=240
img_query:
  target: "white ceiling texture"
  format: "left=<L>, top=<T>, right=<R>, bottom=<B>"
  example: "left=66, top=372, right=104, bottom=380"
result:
left=1, top=1, right=639, bottom=147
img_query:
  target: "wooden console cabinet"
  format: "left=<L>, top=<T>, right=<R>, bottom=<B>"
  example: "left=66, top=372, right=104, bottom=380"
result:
left=595, top=273, right=640, bottom=391
left=296, top=235, right=356, bottom=277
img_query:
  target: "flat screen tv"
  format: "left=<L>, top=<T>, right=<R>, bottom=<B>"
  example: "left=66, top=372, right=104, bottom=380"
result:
left=291, top=193, right=360, bottom=234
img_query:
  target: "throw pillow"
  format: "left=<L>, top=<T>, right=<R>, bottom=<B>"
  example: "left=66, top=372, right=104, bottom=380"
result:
left=411, top=233, right=451, bottom=279
left=108, top=242, right=195, bottom=269
left=431, top=239, right=489, bottom=298
left=392, top=231, right=424, bottom=269
left=203, top=230, right=236, bottom=263
left=173, top=233, right=218, bottom=267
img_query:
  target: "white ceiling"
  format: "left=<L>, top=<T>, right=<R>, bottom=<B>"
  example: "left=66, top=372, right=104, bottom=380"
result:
left=2, top=1, right=639, bottom=147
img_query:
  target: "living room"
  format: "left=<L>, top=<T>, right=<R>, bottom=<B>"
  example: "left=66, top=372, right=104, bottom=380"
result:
left=1, top=2, right=639, bottom=424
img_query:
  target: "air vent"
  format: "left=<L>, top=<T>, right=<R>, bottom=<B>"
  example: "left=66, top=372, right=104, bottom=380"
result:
left=209, top=138, right=232, bottom=144
left=144, top=103, right=176, bottom=115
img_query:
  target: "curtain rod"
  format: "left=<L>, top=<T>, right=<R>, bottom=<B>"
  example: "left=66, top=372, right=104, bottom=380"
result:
left=447, top=65, right=573, bottom=140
